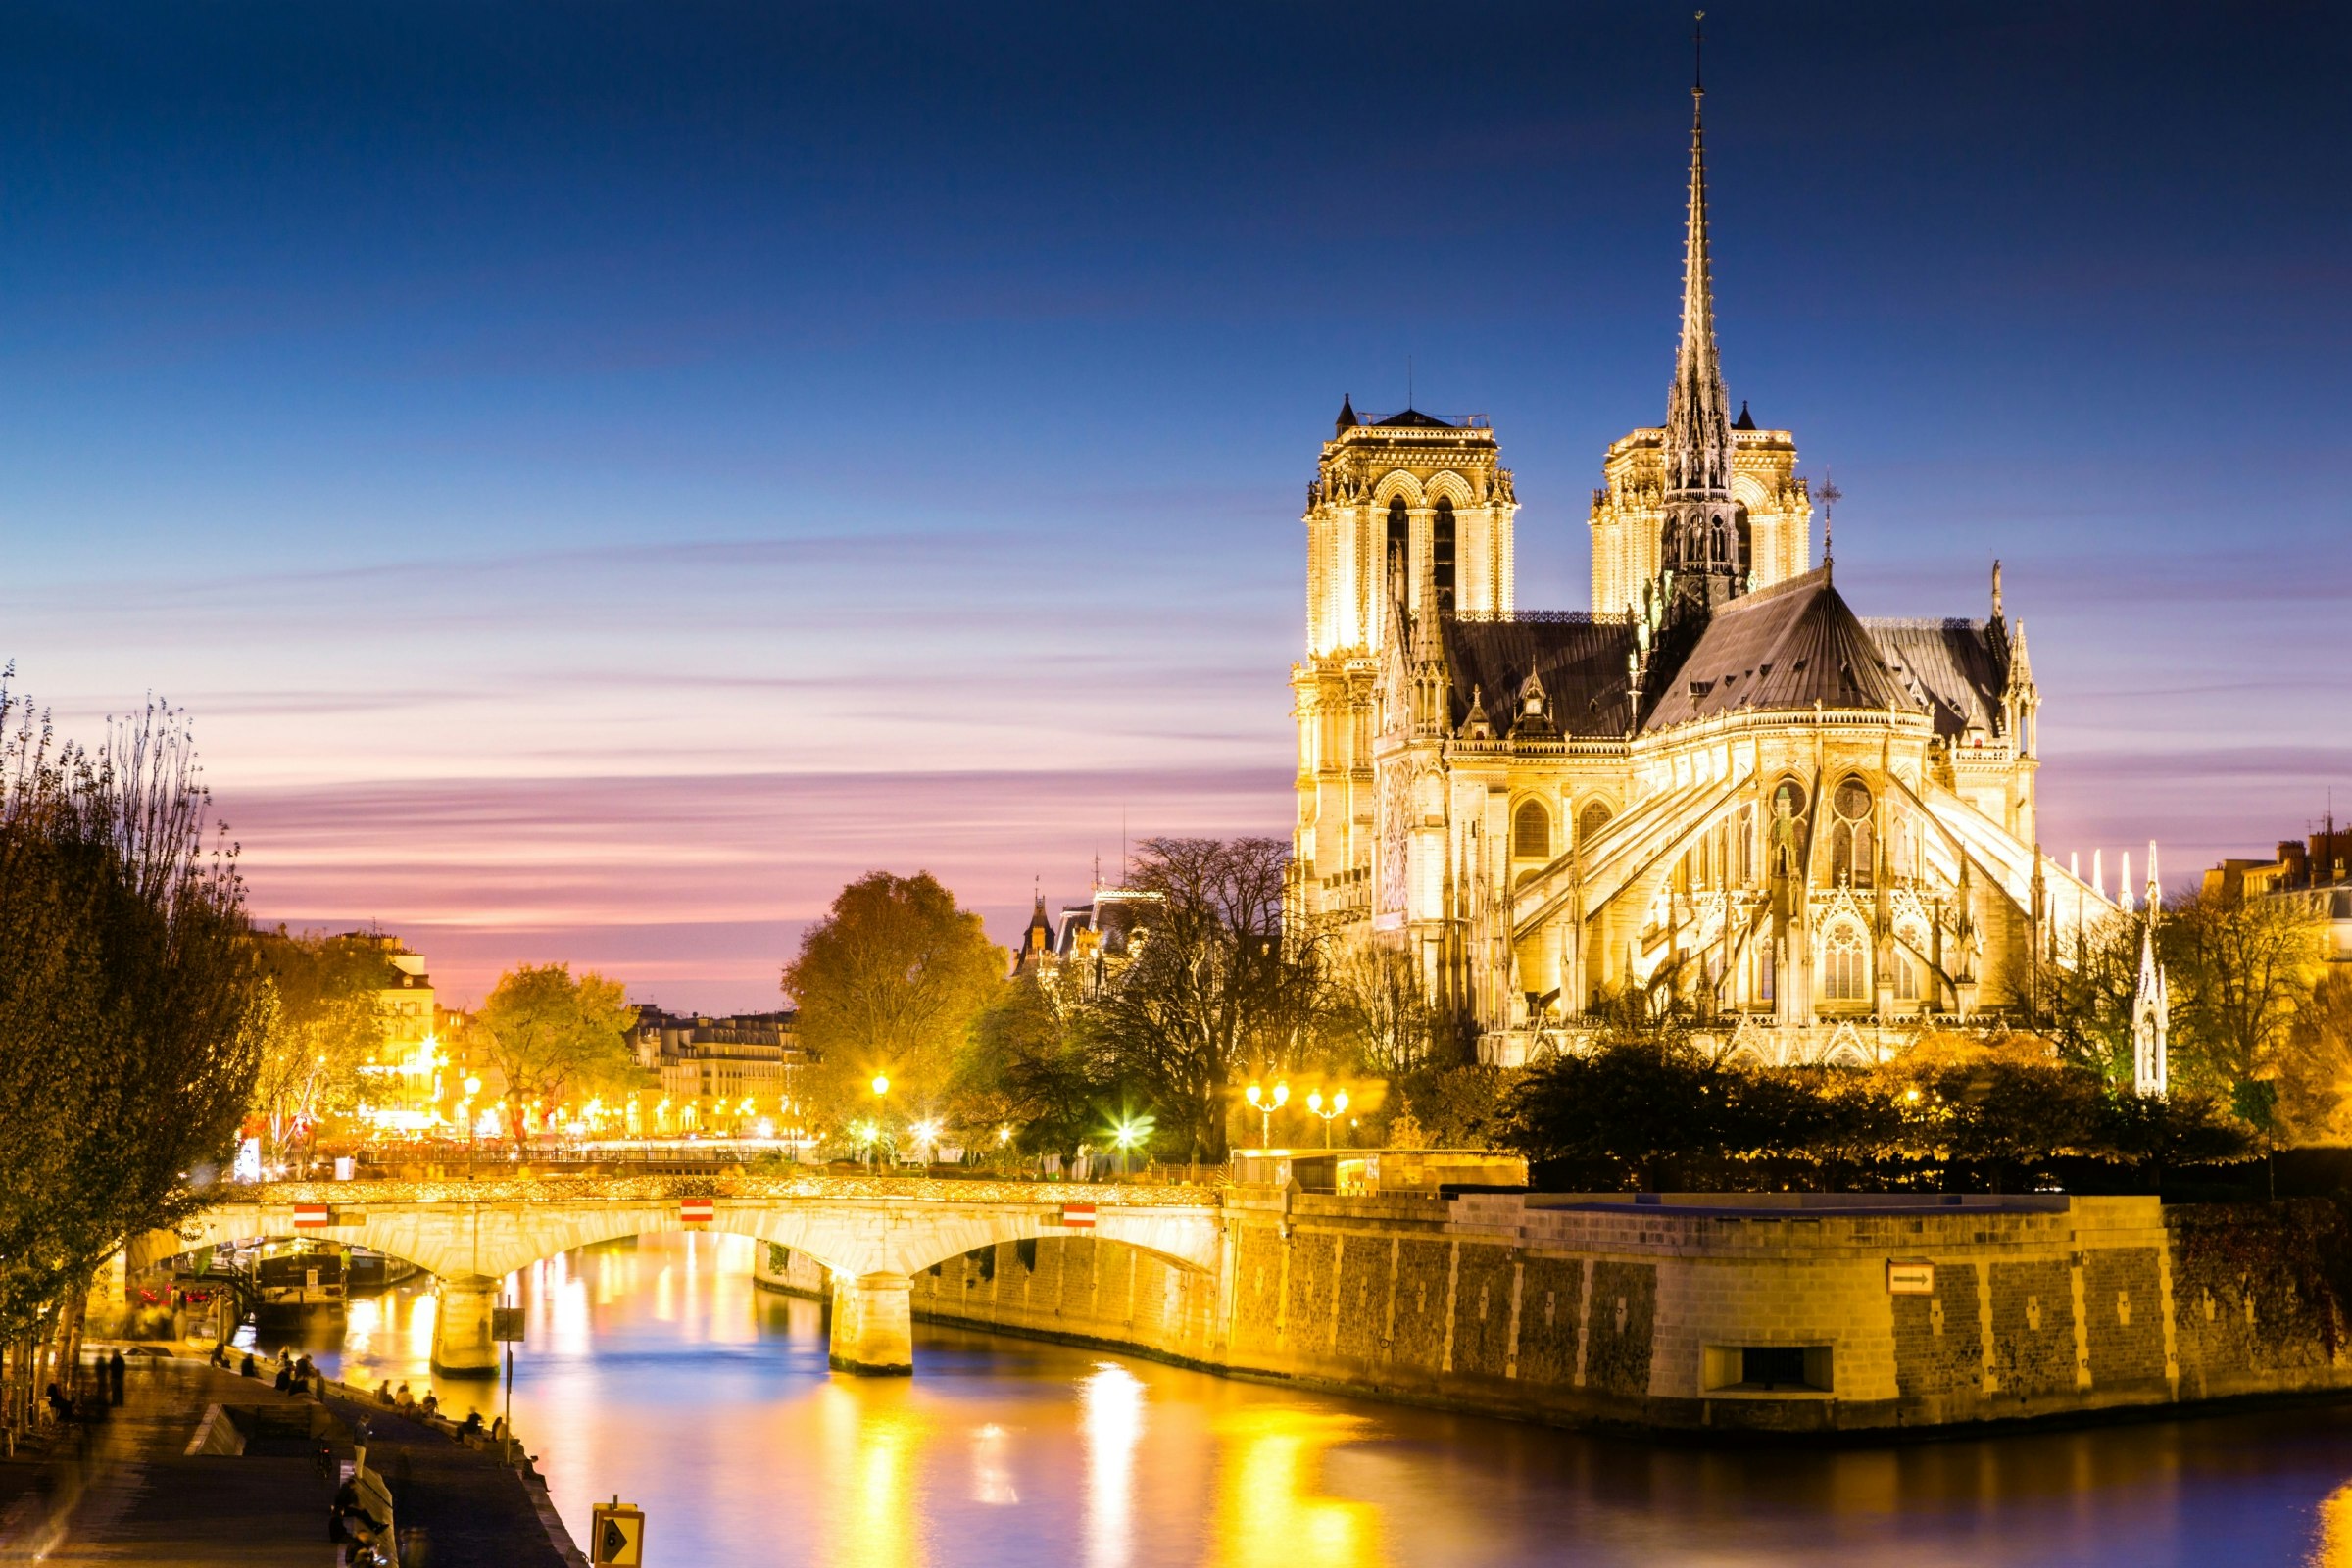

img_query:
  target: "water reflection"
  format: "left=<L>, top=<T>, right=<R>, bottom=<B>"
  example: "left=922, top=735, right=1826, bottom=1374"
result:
left=1214, top=1407, right=1379, bottom=1568
left=246, top=1233, right=2352, bottom=1568
left=1082, top=1363, right=1144, bottom=1568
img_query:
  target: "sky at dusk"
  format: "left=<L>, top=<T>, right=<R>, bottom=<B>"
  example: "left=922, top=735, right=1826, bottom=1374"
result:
left=1, top=3, right=2345, bottom=1010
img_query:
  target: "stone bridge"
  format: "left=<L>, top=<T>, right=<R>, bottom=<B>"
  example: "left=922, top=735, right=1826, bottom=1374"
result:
left=179, top=1174, right=1226, bottom=1377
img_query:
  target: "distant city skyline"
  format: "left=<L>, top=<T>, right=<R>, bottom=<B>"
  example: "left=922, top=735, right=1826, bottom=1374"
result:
left=3, top=3, right=2344, bottom=1008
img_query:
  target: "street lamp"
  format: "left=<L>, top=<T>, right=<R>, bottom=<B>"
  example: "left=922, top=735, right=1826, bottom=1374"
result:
left=1244, top=1079, right=1289, bottom=1149
left=1304, top=1089, right=1350, bottom=1149
left=1110, top=1115, right=1152, bottom=1176
left=869, top=1074, right=890, bottom=1169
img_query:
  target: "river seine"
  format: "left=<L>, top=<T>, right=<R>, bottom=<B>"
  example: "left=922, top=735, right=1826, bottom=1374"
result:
left=249, top=1232, right=2352, bottom=1567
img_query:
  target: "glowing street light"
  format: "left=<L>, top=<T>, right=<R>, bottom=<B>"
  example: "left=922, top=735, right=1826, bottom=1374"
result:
left=911, top=1117, right=943, bottom=1165
left=1304, top=1088, right=1350, bottom=1149
left=1244, top=1078, right=1289, bottom=1150
left=1109, top=1114, right=1153, bottom=1176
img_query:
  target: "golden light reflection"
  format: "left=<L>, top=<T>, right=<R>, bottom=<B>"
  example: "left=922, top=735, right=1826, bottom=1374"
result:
left=345, top=1295, right=381, bottom=1357
left=405, top=1290, right=438, bottom=1362
left=816, top=1383, right=928, bottom=1568
left=1212, top=1406, right=1384, bottom=1568
left=550, top=1262, right=591, bottom=1355
left=1082, top=1362, right=1145, bottom=1568
left=971, top=1421, right=1018, bottom=1506
left=2310, top=1481, right=2352, bottom=1566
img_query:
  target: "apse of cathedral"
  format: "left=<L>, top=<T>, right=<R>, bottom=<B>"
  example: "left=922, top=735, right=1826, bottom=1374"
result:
left=1290, top=75, right=2138, bottom=1068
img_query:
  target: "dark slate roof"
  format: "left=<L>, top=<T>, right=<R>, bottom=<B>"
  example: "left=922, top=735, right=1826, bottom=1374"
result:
left=1442, top=613, right=1639, bottom=738
left=1642, top=567, right=1917, bottom=732
left=1335, top=393, right=1358, bottom=434
left=1373, top=407, right=1456, bottom=429
left=1864, top=618, right=2006, bottom=737
left=1734, top=400, right=1756, bottom=430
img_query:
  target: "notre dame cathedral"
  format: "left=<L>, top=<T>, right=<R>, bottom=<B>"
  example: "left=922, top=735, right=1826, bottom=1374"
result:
left=1289, top=78, right=2133, bottom=1067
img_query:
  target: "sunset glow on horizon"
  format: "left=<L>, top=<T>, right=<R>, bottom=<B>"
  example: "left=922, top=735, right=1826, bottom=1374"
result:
left=4, top=4, right=2344, bottom=1009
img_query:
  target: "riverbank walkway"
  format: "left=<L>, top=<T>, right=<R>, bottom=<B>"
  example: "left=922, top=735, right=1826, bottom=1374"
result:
left=0, top=1352, right=581, bottom=1566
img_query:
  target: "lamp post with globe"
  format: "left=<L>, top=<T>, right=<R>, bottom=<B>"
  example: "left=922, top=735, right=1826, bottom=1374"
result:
left=1305, top=1088, right=1349, bottom=1149
left=1244, top=1078, right=1289, bottom=1150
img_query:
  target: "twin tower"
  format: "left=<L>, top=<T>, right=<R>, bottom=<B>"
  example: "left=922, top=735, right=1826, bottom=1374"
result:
left=1299, top=81, right=1814, bottom=669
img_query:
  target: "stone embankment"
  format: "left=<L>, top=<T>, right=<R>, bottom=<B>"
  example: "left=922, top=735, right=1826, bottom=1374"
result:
left=810, top=1190, right=2352, bottom=1437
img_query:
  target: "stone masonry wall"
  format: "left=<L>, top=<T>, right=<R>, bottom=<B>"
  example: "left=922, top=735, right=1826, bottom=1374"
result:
left=902, top=1192, right=2352, bottom=1437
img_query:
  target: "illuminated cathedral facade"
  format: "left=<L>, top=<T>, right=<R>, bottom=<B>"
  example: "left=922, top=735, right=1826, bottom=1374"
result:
left=1290, top=80, right=2136, bottom=1066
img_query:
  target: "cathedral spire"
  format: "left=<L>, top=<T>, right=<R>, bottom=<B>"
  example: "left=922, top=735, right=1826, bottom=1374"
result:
left=1665, top=32, right=1732, bottom=501
left=1658, top=17, right=1741, bottom=622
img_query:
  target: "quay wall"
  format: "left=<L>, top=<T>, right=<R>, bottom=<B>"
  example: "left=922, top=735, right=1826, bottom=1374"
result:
left=903, top=1191, right=2352, bottom=1436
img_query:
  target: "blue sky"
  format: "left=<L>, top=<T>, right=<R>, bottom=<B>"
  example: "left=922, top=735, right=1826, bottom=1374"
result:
left=1, top=2, right=2344, bottom=1008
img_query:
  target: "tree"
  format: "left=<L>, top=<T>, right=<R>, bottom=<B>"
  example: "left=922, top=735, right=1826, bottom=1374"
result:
left=248, top=928, right=392, bottom=1162
left=2031, top=910, right=2143, bottom=1082
left=1324, top=942, right=1439, bottom=1077
left=2277, top=967, right=2352, bottom=1146
left=782, top=871, right=1005, bottom=1130
left=1, top=683, right=270, bottom=1424
left=1087, top=837, right=1317, bottom=1162
left=2167, top=887, right=2322, bottom=1096
left=956, top=972, right=1101, bottom=1156
left=475, top=964, right=640, bottom=1146
left=1883, top=1032, right=2104, bottom=1188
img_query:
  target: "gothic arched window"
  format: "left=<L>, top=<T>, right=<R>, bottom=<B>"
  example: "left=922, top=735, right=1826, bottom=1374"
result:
left=1576, top=799, right=1613, bottom=847
left=1831, top=777, right=1875, bottom=888
left=1891, top=927, right=1924, bottom=1002
left=1513, top=800, right=1550, bottom=860
left=1432, top=497, right=1456, bottom=611
left=1823, top=921, right=1868, bottom=1003
left=1735, top=505, right=1752, bottom=581
left=1386, top=498, right=1409, bottom=588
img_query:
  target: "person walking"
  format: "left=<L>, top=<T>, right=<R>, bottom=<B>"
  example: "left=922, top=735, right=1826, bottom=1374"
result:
left=107, top=1349, right=125, bottom=1406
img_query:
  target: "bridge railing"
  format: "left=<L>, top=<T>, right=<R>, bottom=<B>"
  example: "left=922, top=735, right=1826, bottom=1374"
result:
left=346, top=1146, right=1229, bottom=1188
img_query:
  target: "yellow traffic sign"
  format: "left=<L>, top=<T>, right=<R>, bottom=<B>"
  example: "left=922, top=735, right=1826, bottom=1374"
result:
left=590, top=1499, right=645, bottom=1565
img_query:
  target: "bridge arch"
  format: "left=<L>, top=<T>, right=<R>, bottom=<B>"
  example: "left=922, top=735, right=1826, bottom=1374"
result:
left=192, top=1185, right=1224, bottom=1380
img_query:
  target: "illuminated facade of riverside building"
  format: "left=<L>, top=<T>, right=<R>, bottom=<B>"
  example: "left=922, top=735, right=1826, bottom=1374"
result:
left=1290, top=80, right=2132, bottom=1067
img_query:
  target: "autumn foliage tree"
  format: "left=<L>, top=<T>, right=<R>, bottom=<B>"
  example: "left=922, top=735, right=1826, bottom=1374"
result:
left=1, top=680, right=270, bottom=1430
left=249, top=928, right=392, bottom=1161
left=475, top=963, right=641, bottom=1146
left=783, top=871, right=1005, bottom=1132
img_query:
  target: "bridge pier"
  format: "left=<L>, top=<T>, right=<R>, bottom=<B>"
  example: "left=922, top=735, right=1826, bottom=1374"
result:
left=828, top=1270, right=912, bottom=1376
left=432, top=1273, right=502, bottom=1377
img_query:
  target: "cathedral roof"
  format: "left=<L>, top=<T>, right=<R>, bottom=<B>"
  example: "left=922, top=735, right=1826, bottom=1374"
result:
left=1642, top=567, right=1917, bottom=731
left=1442, top=614, right=1638, bottom=738
left=1863, top=618, right=2007, bottom=738
left=1372, top=407, right=1457, bottom=430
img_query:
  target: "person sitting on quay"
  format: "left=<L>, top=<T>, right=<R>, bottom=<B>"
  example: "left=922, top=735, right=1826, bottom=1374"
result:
left=395, top=1382, right=416, bottom=1415
left=239, top=1352, right=257, bottom=1379
left=272, top=1360, right=292, bottom=1394
left=44, top=1382, right=73, bottom=1424
left=458, top=1409, right=484, bottom=1442
left=376, top=1381, right=395, bottom=1406
left=419, top=1392, right=439, bottom=1420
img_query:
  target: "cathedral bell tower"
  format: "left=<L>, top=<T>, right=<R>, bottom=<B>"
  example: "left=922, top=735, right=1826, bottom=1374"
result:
left=1659, top=62, right=1741, bottom=624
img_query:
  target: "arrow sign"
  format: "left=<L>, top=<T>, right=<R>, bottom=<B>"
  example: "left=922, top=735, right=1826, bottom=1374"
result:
left=590, top=1502, right=645, bottom=1565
